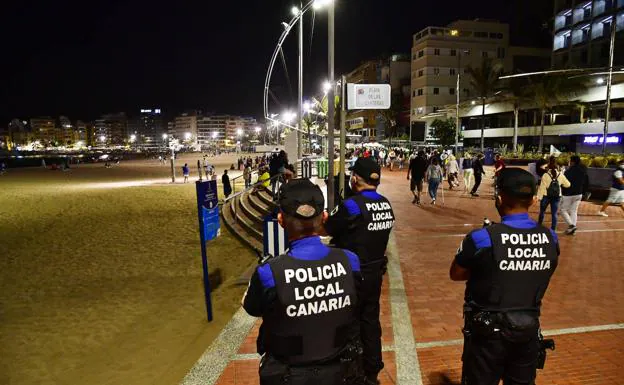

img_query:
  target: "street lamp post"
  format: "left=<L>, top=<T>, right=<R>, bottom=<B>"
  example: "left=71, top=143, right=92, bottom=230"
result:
left=455, top=49, right=469, bottom=156
left=602, top=15, right=617, bottom=155
left=326, top=0, right=335, bottom=211
left=297, top=3, right=304, bottom=161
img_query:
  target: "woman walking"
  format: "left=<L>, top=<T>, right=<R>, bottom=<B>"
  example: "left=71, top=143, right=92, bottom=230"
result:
left=462, top=153, right=474, bottom=193
left=537, top=156, right=571, bottom=231
left=446, top=154, right=460, bottom=190
left=426, top=158, right=444, bottom=205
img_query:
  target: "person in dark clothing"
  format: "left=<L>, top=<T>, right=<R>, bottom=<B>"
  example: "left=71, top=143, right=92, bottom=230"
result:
left=470, top=154, right=485, bottom=197
left=222, top=170, right=232, bottom=198
left=560, top=155, right=589, bottom=235
left=450, top=168, right=559, bottom=385
left=407, top=151, right=428, bottom=204
left=242, top=179, right=363, bottom=385
left=325, top=157, right=394, bottom=385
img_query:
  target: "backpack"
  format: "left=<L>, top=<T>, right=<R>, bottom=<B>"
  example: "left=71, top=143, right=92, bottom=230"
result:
left=546, top=171, right=560, bottom=198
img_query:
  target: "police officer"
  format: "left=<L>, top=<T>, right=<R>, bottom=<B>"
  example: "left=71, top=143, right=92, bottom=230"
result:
left=242, top=178, right=363, bottom=385
left=325, top=157, right=394, bottom=385
left=449, top=168, right=559, bottom=385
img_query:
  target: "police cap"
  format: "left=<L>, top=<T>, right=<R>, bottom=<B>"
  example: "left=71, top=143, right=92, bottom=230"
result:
left=496, top=168, right=537, bottom=198
left=278, top=178, right=325, bottom=219
left=349, top=157, right=381, bottom=185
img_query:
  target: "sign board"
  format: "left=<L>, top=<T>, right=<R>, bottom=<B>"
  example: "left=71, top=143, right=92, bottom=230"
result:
left=197, top=180, right=220, bottom=241
left=347, top=84, right=391, bottom=110
left=195, top=179, right=219, bottom=322
left=583, top=135, right=621, bottom=145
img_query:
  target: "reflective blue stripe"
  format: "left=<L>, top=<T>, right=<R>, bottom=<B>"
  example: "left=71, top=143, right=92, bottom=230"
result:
left=471, top=228, right=492, bottom=249
left=344, top=250, right=361, bottom=272
left=344, top=199, right=360, bottom=216
left=257, top=264, right=275, bottom=289
left=289, top=236, right=330, bottom=261
left=501, top=213, right=538, bottom=230
left=361, top=190, right=383, bottom=200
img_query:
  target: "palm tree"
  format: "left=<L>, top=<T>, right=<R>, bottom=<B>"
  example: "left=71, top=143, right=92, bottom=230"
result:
left=378, top=93, right=403, bottom=145
left=528, top=75, right=586, bottom=154
left=466, top=58, right=504, bottom=151
left=500, top=77, right=531, bottom=153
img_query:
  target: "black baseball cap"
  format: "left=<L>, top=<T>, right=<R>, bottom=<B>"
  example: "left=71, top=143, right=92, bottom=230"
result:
left=496, top=168, right=536, bottom=198
left=349, top=157, right=381, bottom=185
left=278, top=178, right=325, bottom=219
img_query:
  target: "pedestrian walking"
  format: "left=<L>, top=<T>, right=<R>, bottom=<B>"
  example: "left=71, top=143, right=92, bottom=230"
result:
left=242, top=179, right=363, bottom=385
left=222, top=170, right=232, bottom=199
left=560, top=155, right=589, bottom=234
left=325, top=157, right=394, bottom=385
left=450, top=168, right=559, bottom=385
left=243, top=164, right=252, bottom=189
left=0, top=162, right=6, bottom=175
left=470, top=153, right=485, bottom=197
left=462, top=153, right=474, bottom=193
left=388, top=149, right=396, bottom=171
left=537, top=156, right=571, bottom=231
left=182, top=163, right=190, bottom=183
left=426, top=158, right=443, bottom=205
left=407, top=150, right=428, bottom=205
left=598, top=159, right=624, bottom=217
left=446, top=154, right=460, bottom=190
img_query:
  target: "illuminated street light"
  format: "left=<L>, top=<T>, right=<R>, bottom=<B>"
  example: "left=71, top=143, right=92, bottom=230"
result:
left=323, top=80, right=332, bottom=94
left=255, top=126, right=261, bottom=133
left=236, top=128, right=243, bottom=136
left=212, top=132, right=218, bottom=139
left=471, top=100, right=476, bottom=105
left=282, top=111, right=296, bottom=123
left=596, top=78, right=605, bottom=85
left=184, top=132, right=192, bottom=140
left=99, top=135, right=106, bottom=142
left=291, top=6, right=300, bottom=16
left=303, top=101, right=312, bottom=112
left=313, top=0, right=333, bottom=10
left=130, top=134, right=137, bottom=142
left=162, top=133, right=168, bottom=140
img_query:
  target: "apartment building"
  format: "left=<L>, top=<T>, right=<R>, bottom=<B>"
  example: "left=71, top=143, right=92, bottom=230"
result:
left=552, top=0, right=624, bottom=68
left=30, top=117, right=57, bottom=145
left=345, top=61, right=379, bottom=138
left=410, top=19, right=550, bottom=141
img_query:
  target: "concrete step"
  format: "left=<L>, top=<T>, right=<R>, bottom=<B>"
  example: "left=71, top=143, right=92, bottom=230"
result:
left=239, top=192, right=264, bottom=225
left=230, top=196, right=262, bottom=240
left=221, top=198, right=262, bottom=254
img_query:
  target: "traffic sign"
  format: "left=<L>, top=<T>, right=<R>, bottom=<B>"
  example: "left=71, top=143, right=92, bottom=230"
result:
left=347, top=83, right=391, bottom=110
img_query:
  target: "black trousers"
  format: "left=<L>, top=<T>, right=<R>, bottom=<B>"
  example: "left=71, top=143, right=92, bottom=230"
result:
left=471, top=173, right=483, bottom=194
left=360, top=266, right=384, bottom=378
left=462, top=334, right=539, bottom=385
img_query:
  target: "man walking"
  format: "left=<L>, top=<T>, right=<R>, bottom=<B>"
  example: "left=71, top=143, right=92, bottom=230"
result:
left=325, top=157, right=394, bottom=385
left=598, top=159, right=624, bottom=217
left=222, top=169, right=232, bottom=199
left=407, top=150, right=428, bottom=205
left=560, top=155, right=588, bottom=234
left=470, top=153, right=485, bottom=197
left=182, top=163, right=190, bottom=183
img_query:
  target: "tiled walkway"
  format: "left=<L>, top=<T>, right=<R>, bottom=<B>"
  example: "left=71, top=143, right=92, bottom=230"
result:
left=181, top=167, right=624, bottom=385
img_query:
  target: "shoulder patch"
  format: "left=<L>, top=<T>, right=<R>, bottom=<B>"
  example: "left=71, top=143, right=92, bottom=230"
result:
left=470, top=228, right=492, bottom=249
left=257, top=264, right=275, bottom=289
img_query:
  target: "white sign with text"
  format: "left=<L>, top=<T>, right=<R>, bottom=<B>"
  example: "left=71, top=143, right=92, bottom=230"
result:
left=347, top=84, right=391, bottom=110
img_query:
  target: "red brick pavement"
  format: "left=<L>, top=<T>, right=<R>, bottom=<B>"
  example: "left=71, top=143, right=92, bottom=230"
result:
left=209, top=166, right=623, bottom=385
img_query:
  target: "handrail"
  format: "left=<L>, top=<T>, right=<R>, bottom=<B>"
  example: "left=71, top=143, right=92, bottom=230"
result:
left=224, top=173, right=283, bottom=205
left=231, top=170, right=259, bottom=195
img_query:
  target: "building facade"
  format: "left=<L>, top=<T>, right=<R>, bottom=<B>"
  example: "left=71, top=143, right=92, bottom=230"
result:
left=95, top=113, right=128, bottom=147
left=553, top=0, right=624, bottom=69
left=345, top=61, right=379, bottom=139
left=127, top=109, right=165, bottom=150
left=172, top=112, right=199, bottom=146
left=30, top=117, right=57, bottom=145
left=197, top=115, right=228, bottom=149
left=410, top=19, right=550, bottom=142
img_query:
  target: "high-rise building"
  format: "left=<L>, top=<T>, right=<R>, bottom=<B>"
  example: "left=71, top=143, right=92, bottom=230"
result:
left=552, top=0, right=624, bottom=69
left=30, top=117, right=57, bottom=145
left=95, top=113, right=127, bottom=147
left=410, top=19, right=550, bottom=141
left=172, top=112, right=199, bottom=145
left=197, top=115, right=228, bottom=149
left=126, top=109, right=164, bottom=150
left=376, top=54, right=412, bottom=140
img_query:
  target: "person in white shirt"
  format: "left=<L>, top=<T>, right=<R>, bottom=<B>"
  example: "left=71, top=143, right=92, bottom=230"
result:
left=598, top=159, right=624, bottom=217
left=537, top=156, right=571, bottom=231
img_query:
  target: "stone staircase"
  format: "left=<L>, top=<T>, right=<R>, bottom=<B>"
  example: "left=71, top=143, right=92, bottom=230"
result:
left=221, top=188, right=276, bottom=255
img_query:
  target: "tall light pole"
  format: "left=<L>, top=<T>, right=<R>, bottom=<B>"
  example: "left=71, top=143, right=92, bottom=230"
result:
left=602, top=15, right=616, bottom=155
left=326, top=1, right=335, bottom=211
left=455, top=49, right=469, bottom=155
left=293, top=5, right=304, bottom=161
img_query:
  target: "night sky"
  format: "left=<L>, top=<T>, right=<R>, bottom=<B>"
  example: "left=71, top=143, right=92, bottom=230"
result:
left=0, top=0, right=553, bottom=123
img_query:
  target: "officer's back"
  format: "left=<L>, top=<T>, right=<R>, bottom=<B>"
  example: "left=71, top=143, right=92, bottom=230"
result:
left=242, top=179, right=362, bottom=385
left=450, top=168, right=559, bottom=385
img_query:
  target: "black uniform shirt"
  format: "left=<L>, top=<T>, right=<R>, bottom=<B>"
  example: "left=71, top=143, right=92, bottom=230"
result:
left=455, top=213, right=560, bottom=305
left=242, top=236, right=361, bottom=317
